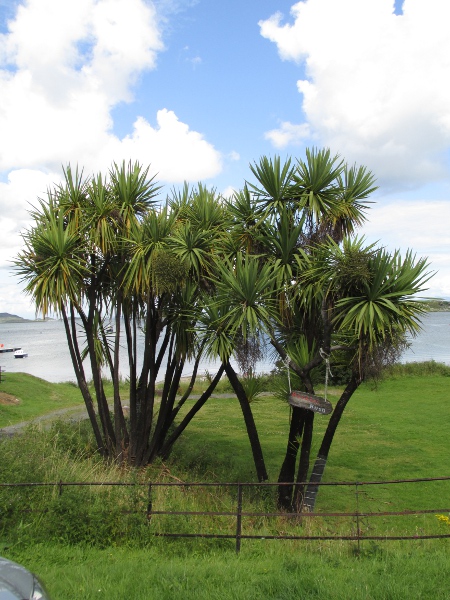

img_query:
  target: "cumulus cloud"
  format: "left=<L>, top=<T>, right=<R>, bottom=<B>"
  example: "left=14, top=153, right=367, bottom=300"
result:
left=0, top=0, right=224, bottom=315
left=0, top=168, right=61, bottom=316
left=0, top=0, right=222, bottom=178
left=362, top=199, right=450, bottom=296
left=0, top=0, right=162, bottom=171
left=0, top=269, right=37, bottom=318
left=265, top=121, right=311, bottom=148
left=220, top=185, right=237, bottom=199
left=0, top=169, right=59, bottom=267
left=259, top=0, right=450, bottom=189
left=99, top=109, right=222, bottom=181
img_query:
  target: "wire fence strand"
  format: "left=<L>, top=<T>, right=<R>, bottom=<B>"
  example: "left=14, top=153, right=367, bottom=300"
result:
left=2, top=476, right=450, bottom=552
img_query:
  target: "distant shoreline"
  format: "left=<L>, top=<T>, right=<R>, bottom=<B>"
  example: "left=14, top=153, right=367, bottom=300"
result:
left=1, top=298, right=450, bottom=326
left=421, top=300, right=450, bottom=312
left=0, top=313, right=52, bottom=324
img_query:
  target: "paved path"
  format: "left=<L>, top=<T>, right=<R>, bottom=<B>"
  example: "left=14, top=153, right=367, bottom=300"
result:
left=0, top=391, right=269, bottom=438
left=0, top=404, right=90, bottom=438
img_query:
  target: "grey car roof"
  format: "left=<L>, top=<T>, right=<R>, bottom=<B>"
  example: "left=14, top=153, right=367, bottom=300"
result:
left=0, top=556, right=35, bottom=599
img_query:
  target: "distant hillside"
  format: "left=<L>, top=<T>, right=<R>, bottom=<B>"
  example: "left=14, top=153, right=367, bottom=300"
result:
left=0, top=312, right=34, bottom=324
left=423, top=299, right=450, bottom=312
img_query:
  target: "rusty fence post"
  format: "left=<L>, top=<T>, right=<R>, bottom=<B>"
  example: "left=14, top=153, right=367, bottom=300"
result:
left=235, top=483, right=243, bottom=554
left=355, top=482, right=361, bottom=555
left=147, top=482, right=153, bottom=522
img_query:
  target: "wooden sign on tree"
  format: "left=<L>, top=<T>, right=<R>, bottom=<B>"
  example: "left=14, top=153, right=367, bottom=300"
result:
left=288, top=390, right=333, bottom=415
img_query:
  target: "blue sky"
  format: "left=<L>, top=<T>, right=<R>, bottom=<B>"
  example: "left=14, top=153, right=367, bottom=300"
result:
left=1, top=0, right=450, bottom=318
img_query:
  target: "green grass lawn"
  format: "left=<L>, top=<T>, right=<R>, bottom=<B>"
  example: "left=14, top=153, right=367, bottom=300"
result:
left=170, top=374, right=450, bottom=503
left=1, top=367, right=450, bottom=598
left=5, top=542, right=450, bottom=600
left=0, top=372, right=235, bottom=428
left=0, top=373, right=131, bottom=427
left=0, top=373, right=85, bottom=426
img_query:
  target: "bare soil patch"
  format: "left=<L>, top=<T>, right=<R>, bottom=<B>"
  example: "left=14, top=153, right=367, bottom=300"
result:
left=0, top=391, right=20, bottom=405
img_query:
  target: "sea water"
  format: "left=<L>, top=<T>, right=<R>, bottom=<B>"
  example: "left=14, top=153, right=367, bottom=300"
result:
left=0, top=319, right=231, bottom=383
left=0, top=312, right=449, bottom=383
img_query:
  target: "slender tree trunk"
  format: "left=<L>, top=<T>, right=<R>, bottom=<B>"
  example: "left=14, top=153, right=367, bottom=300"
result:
left=153, top=357, right=186, bottom=454
left=159, top=365, right=225, bottom=459
left=169, top=342, right=205, bottom=423
left=113, top=300, right=129, bottom=462
left=224, top=361, right=268, bottom=482
left=82, top=277, right=116, bottom=452
left=134, top=300, right=160, bottom=465
left=303, top=374, right=360, bottom=511
left=95, top=366, right=116, bottom=455
left=124, top=309, right=138, bottom=463
left=277, top=406, right=305, bottom=510
left=293, top=410, right=314, bottom=510
left=61, top=305, right=106, bottom=455
left=145, top=349, right=180, bottom=463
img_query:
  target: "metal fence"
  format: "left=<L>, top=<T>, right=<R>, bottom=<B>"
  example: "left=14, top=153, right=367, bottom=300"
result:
left=2, top=477, right=450, bottom=553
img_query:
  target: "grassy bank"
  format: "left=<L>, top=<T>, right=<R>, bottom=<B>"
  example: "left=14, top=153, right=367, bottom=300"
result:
left=0, top=373, right=85, bottom=426
left=0, top=371, right=239, bottom=428
left=1, top=362, right=450, bottom=598
left=0, top=373, right=135, bottom=427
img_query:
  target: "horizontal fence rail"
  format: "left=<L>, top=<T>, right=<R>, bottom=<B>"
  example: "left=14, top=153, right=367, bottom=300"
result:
left=2, top=477, right=450, bottom=553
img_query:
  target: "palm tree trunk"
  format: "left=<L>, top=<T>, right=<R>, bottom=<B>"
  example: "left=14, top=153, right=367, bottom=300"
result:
left=61, top=305, right=106, bottom=455
left=159, top=365, right=225, bottom=459
left=293, top=410, right=314, bottom=510
left=303, top=374, right=360, bottom=511
left=277, top=406, right=305, bottom=509
left=224, top=361, right=268, bottom=482
left=95, top=367, right=116, bottom=455
left=168, top=342, right=205, bottom=423
left=153, top=358, right=186, bottom=453
left=145, top=350, right=181, bottom=463
left=82, top=280, right=116, bottom=453
left=124, top=308, right=138, bottom=463
left=113, top=300, right=129, bottom=462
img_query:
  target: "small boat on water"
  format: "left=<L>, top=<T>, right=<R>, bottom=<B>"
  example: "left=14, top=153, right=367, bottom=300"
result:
left=14, top=348, right=28, bottom=359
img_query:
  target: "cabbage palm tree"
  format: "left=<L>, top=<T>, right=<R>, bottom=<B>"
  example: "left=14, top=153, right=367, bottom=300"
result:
left=302, top=240, right=431, bottom=511
left=240, top=149, right=413, bottom=510
left=118, top=182, right=230, bottom=465
left=194, top=253, right=281, bottom=481
left=225, top=186, right=265, bottom=255
left=14, top=195, right=107, bottom=453
left=16, top=162, right=183, bottom=463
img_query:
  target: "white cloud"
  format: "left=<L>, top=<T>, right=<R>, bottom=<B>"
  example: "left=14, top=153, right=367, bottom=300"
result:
left=0, top=169, right=60, bottom=265
left=259, top=0, right=450, bottom=189
left=2, top=0, right=162, bottom=102
left=0, top=270, right=37, bottom=319
left=187, top=55, right=202, bottom=67
left=265, top=121, right=310, bottom=148
left=0, top=0, right=162, bottom=172
left=0, top=0, right=225, bottom=317
left=362, top=199, right=450, bottom=297
left=221, top=185, right=237, bottom=199
left=0, top=0, right=222, bottom=178
left=99, top=109, right=222, bottom=181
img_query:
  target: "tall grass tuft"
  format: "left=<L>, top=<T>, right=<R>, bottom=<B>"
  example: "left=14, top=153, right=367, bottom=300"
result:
left=384, top=360, right=450, bottom=378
